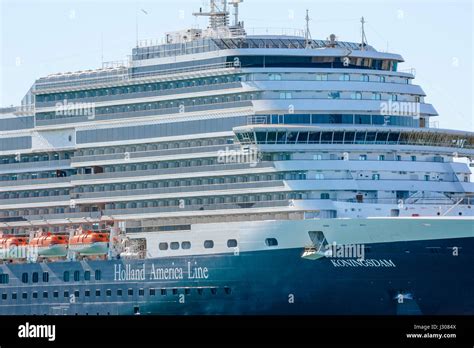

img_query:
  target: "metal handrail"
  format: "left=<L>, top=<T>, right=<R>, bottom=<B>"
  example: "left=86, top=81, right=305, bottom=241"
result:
left=34, top=62, right=239, bottom=92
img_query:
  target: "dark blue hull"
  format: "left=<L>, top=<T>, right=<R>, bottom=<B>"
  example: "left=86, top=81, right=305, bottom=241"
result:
left=0, top=236, right=473, bottom=315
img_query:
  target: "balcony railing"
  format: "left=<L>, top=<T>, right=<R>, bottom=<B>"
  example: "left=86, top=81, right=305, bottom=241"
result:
left=72, top=162, right=274, bottom=182
left=71, top=145, right=240, bottom=164
left=73, top=180, right=285, bottom=201
left=34, top=62, right=240, bottom=93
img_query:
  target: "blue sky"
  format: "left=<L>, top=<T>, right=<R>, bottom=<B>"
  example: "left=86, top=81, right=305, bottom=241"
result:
left=0, top=0, right=472, bottom=131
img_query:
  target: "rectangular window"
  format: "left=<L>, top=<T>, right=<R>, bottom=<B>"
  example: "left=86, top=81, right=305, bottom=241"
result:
left=315, top=74, right=328, bottom=81
left=313, top=154, right=323, bottom=160
left=359, top=155, right=367, bottom=161
left=0, top=274, right=9, bottom=284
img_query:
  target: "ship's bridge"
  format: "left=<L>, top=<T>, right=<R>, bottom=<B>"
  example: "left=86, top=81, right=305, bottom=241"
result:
left=131, top=34, right=380, bottom=62
left=234, top=124, right=474, bottom=157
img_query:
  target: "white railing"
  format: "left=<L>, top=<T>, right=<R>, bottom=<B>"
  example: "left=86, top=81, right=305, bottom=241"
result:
left=246, top=27, right=305, bottom=37
left=399, top=68, right=416, bottom=76
left=0, top=105, right=35, bottom=115
left=34, top=62, right=238, bottom=93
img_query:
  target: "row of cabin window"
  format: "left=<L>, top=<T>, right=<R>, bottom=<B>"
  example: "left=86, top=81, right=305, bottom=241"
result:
left=20, top=270, right=100, bottom=283
left=0, top=152, right=71, bottom=165
left=79, top=173, right=284, bottom=193
left=0, top=193, right=304, bottom=219
left=20, top=271, right=49, bottom=283
left=37, top=75, right=242, bottom=102
left=1, top=286, right=231, bottom=300
left=158, top=238, right=278, bottom=251
left=3, top=173, right=284, bottom=198
left=0, top=170, right=73, bottom=182
left=0, top=193, right=303, bottom=218
left=36, top=93, right=257, bottom=120
left=1, top=189, right=69, bottom=200
left=269, top=72, right=408, bottom=84
left=63, top=270, right=101, bottom=282
left=278, top=91, right=413, bottom=102
left=76, top=138, right=231, bottom=157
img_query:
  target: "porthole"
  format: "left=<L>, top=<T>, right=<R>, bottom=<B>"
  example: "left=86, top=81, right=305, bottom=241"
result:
left=265, top=238, right=278, bottom=247
left=204, top=240, right=214, bottom=249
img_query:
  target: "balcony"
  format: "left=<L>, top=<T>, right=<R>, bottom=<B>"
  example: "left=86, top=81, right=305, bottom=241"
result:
left=72, top=162, right=275, bottom=182
left=73, top=180, right=285, bottom=201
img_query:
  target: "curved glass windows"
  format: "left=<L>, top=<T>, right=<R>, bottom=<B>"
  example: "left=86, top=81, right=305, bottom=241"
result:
left=252, top=114, right=419, bottom=127
left=355, top=115, right=372, bottom=125
left=239, top=129, right=474, bottom=150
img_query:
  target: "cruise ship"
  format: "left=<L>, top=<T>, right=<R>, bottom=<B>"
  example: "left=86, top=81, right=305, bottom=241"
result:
left=0, top=0, right=473, bottom=315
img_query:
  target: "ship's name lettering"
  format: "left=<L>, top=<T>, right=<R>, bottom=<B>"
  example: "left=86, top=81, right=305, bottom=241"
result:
left=114, top=263, right=209, bottom=281
left=330, top=259, right=396, bottom=268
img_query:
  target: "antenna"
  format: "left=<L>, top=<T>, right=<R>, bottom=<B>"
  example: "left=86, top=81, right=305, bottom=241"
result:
left=100, top=33, right=104, bottom=66
left=230, top=0, right=243, bottom=26
left=305, top=9, right=312, bottom=48
left=193, top=0, right=229, bottom=29
left=136, top=8, right=149, bottom=48
left=360, top=16, right=367, bottom=51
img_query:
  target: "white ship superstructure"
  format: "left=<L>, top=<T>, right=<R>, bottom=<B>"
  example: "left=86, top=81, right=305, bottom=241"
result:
left=0, top=0, right=473, bottom=316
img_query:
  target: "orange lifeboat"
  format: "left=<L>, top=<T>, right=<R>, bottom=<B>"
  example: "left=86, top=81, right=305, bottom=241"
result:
left=0, top=235, right=28, bottom=260
left=29, top=232, right=68, bottom=258
left=69, top=231, right=109, bottom=255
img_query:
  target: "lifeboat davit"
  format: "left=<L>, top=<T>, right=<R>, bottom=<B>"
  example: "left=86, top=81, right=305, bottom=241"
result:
left=69, top=231, right=109, bottom=255
left=0, top=235, right=28, bottom=260
left=29, top=232, right=68, bottom=258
